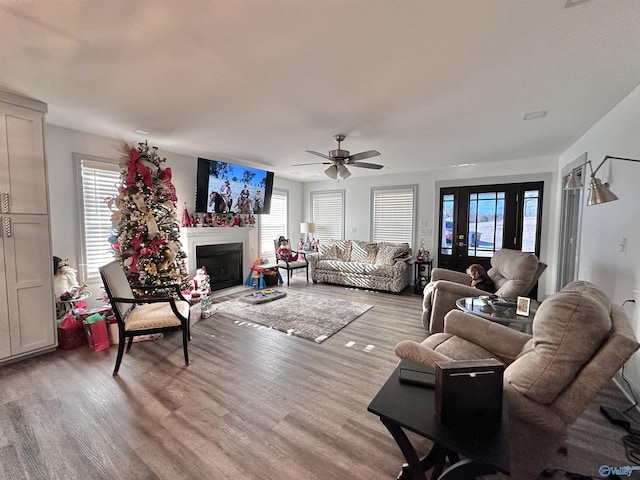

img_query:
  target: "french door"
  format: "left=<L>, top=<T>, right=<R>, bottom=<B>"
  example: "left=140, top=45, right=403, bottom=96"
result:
left=438, top=182, right=543, bottom=273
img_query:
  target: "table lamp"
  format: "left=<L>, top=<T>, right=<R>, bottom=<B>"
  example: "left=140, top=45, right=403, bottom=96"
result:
left=300, top=222, right=316, bottom=250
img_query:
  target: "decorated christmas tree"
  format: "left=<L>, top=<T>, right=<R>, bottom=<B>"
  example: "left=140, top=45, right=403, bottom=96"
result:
left=109, top=141, right=189, bottom=290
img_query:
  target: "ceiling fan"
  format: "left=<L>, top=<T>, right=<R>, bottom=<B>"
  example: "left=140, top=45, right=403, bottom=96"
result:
left=293, top=134, right=383, bottom=179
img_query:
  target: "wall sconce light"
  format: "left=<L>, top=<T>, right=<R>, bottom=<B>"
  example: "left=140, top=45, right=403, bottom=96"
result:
left=563, top=155, right=640, bottom=205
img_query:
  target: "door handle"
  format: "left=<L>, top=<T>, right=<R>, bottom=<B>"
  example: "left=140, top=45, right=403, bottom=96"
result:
left=3, top=217, right=11, bottom=237
left=1, top=193, right=8, bottom=213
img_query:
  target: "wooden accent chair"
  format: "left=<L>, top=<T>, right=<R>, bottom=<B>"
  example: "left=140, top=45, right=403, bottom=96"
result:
left=99, top=261, right=191, bottom=376
left=274, top=237, right=309, bottom=286
left=422, top=249, right=547, bottom=333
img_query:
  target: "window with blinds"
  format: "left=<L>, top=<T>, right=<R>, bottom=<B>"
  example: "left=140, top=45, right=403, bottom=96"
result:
left=371, top=186, right=416, bottom=246
left=78, top=157, right=120, bottom=283
left=259, top=189, right=288, bottom=259
left=311, top=190, right=344, bottom=243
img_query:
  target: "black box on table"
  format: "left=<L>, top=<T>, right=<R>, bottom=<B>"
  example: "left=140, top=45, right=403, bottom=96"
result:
left=434, top=358, right=504, bottom=426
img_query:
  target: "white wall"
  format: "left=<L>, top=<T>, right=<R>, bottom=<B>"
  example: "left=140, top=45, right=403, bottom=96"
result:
left=560, top=84, right=640, bottom=398
left=302, top=156, right=559, bottom=298
left=45, top=125, right=304, bottom=304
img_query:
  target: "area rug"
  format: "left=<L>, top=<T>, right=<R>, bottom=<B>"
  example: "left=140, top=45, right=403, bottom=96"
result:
left=210, top=290, right=373, bottom=343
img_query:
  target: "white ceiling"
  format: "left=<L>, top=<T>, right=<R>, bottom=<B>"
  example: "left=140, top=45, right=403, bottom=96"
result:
left=2, top=0, right=640, bottom=181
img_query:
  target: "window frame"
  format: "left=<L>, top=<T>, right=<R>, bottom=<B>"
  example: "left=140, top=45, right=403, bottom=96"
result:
left=74, top=153, right=120, bottom=285
left=370, top=185, right=417, bottom=247
left=310, top=189, right=345, bottom=243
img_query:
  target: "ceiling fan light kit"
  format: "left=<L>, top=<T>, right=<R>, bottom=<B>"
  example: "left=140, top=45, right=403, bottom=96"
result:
left=325, top=165, right=338, bottom=179
left=294, top=134, right=384, bottom=179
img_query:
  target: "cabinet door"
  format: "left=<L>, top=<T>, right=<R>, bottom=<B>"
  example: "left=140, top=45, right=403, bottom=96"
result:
left=0, top=232, right=10, bottom=359
left=2, top=214, right=55, bottom=356
left=0, top=103, right=48, bottom=215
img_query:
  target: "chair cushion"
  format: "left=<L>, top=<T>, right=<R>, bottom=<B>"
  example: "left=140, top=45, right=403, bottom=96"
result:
left=277, top=260, right=307, bottom=269
left=125, top=301, right=189, bottom=331
left=505, top=281, right=612, bottom=404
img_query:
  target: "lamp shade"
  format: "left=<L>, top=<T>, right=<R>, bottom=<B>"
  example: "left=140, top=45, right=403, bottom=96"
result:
left=300, top=222, right=316, bottom=234
left=564, top=170, right=583, bottom=190
left=587, top=177, right=619, bottom=205
left=325, top=165, right=338, bottom=179
left=337, top=164, right=352, bottom=179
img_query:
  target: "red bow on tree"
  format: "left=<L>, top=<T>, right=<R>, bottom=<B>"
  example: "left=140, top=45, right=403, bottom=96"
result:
left=160, top=167, right=178, bottom=201
left=126, top=148, right=153, bottom=187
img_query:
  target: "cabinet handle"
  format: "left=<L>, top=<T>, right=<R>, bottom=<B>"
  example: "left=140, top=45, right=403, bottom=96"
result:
left=3, top=217, right=10, bottom=237
left=1, top=193, right=8, bottom=214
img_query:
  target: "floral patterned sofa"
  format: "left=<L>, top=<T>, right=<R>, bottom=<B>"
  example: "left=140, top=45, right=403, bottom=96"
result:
left=308, top=240, right=411, bottom=293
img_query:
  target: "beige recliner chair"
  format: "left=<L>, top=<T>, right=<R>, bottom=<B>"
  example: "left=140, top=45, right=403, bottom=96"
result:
left=399, top=280, right=639, bottom=479
left=422, top=249, right=547, bottom=333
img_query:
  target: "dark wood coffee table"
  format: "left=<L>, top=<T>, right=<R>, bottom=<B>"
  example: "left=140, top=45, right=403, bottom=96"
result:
left=368, top=359, right=509, bottom=480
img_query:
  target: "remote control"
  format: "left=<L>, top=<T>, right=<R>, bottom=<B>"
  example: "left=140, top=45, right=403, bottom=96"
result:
left=399, top=368, right=435, bottom=388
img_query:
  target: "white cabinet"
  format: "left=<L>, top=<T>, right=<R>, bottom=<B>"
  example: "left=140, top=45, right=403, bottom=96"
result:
left=0, top=92, right=56, bottom=363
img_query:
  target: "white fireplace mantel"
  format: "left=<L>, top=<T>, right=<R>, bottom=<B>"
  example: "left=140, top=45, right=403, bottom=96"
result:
left=179, top=227, right=259, bottom=277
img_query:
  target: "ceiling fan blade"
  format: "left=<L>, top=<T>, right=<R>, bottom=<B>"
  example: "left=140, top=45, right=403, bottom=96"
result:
left=351, top=161, right=384, bottom=170
left=305, top=150, right=333, bottom=160
left=348, top=150, right=381, bottom=162
left=292, top=161, right=332, bottom=166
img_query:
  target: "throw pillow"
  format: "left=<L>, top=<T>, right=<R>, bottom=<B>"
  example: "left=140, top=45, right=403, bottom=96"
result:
left=375, top=245, right=405, bottom=266
left=319, top=243, right=338, bottom=260
left=333, top=240, right=352, bottom=261
left=350, top=240, right=378, bottom=263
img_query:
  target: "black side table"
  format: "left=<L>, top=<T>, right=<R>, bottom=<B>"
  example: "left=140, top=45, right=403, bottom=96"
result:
left=368, top=359, right=510, bottom=480
left=413, top=259, right=433, bottom=294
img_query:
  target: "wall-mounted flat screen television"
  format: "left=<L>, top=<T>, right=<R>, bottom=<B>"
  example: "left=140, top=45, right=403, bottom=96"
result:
left=195, top=158, right=274, bottom=215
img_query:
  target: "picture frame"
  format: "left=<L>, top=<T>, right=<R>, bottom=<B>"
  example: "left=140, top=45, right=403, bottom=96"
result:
left=516, top=296, right=531, bottom=316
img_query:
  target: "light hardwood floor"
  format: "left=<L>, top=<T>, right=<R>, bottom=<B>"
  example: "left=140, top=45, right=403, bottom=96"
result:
left=0, top=278, right=634, bottom=479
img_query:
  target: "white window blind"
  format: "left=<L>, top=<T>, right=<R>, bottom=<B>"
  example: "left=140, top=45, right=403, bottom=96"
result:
left=79, top=158, right=120, bottom=283
left=259, top=190, right=288, bottom=259
left=311, top=191, right=344, bottom=243
left=372, top=186, right=416, bottom=245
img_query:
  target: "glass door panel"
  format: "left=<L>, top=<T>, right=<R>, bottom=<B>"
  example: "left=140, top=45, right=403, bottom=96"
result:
left=441, top=194, right=455, bottom=256
left=521, top=190, right=540, bottom=253
left=467, top=192, right=505, bottom=258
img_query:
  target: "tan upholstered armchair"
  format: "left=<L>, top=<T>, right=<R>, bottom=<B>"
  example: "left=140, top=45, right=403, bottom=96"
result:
left=398, top=280, right=639, bottom=478
left=422, top=249, right=546, bottom=333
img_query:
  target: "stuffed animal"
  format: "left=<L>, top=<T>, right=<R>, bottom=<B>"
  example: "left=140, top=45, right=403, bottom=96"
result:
left=466, top=263, right=495, bottom=293
left=193, top=267, right=211, bottom=293
left=53, top=257, right=79, bottom=298
left=276, top=237, right=298, bottom=262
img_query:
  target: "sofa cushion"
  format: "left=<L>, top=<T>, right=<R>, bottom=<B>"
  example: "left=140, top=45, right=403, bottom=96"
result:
left=375, top=245, right=407, bottom=265
left=505, top=281, right=612, bottom=404
left=350, top=240, right=378, bottom=263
